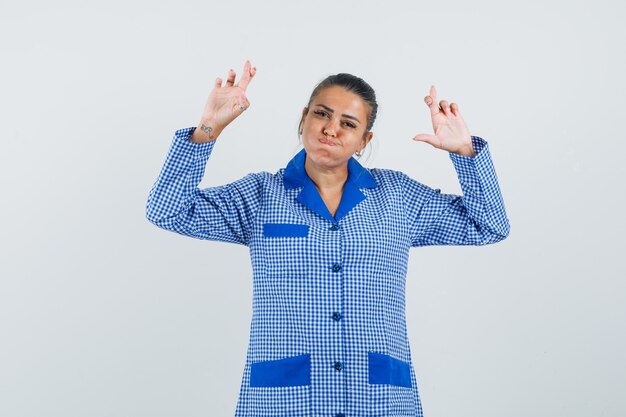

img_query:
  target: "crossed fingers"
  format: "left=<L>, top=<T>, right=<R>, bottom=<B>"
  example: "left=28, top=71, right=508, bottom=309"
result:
left=424, top=85, right=460, bottom=118
left=219, top=60, right=256, bottom=90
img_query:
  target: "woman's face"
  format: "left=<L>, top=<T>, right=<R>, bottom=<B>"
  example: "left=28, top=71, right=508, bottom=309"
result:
left=300, top=86, right=373, bottom=170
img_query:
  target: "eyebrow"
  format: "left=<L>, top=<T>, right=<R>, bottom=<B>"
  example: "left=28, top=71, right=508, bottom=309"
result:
left=314, top=104, right=361, bottom=124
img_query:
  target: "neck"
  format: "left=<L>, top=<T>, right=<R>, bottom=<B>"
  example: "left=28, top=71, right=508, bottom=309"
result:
left=304, top=156, right=348, bottom=193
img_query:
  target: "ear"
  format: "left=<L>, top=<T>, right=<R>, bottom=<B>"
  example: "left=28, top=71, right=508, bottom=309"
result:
left=362, top=131, right=374, bottom=148
left=299, top=107, right=308, bottom=131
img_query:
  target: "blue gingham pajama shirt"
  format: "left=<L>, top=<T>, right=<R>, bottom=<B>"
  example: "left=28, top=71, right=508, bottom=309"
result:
left=146, top=126, right=510, bottom=417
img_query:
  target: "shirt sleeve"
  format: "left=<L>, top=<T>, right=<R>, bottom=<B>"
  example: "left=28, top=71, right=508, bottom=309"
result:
left=145, top=126, right=263, bottom=246
left=401, top=136, right=510, bottom=247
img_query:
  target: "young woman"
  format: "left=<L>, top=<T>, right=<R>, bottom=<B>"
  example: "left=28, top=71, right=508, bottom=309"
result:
left=146, top=59, right=510, bottom=417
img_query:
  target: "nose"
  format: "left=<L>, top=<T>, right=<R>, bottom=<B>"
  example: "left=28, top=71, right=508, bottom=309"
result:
left=323, top=118, right=339, bottom=137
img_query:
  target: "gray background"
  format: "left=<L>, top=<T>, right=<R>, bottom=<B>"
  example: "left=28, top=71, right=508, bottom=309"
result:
left=1, top=0, right=623, bottom=416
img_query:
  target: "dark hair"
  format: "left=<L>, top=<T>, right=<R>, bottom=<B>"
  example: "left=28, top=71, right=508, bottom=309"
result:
left=298, top=73, right=378, bottom=137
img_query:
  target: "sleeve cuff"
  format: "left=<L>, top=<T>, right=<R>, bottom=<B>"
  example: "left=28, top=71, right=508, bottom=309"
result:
left=173, top=126, right=216, bottom=161
left=448, top=136, right=485, bottom=159
left=448, top=136, right=492, bottom=191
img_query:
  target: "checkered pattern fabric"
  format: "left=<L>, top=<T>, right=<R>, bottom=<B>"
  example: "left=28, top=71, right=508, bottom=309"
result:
left=146, top=127, right=510, bottom=417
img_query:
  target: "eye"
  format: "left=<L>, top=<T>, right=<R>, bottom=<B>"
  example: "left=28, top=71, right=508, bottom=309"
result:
left=314, top=110, right=356, bottom=128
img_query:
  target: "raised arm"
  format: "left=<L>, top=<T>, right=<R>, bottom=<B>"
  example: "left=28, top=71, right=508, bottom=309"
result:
left=146, top=127, right=264, bottom=246
left=404, top=85, right=510, bottom=247
left=146, top=60, right=263, bottom=246
left=402, top=136, right=510, bottom=247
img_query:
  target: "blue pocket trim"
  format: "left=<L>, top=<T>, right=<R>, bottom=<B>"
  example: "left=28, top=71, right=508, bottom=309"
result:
left=250, top=353, right=311, bottom=387
left=368, top=352, right=412, bottom=388
left=263, top=223, right=309, bottom=237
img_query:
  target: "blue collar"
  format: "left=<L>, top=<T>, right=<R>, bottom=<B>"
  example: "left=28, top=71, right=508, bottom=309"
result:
left=283, top=148, right=378, bottom=223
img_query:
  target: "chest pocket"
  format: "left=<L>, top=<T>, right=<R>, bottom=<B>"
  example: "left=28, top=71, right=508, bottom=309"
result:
left=263, top=223, right=309, bottom=238
left=261, top=222, right=313, bottom=278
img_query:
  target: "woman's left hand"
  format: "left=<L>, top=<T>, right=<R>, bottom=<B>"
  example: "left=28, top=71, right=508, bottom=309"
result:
left=412, top=85, right=475, bottom=157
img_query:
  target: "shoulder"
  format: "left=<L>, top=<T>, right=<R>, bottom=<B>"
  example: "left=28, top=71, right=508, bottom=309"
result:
left=367, top=167, right=437, bottom=203
left=367, top=167, right=409, bottom=188
left=245, top=169, right=286, bottom=193
left=215, top=171, right=274, bottom=197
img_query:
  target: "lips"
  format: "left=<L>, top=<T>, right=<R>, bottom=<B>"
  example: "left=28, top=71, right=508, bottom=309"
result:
left=319, top=138, right=337, bottom=146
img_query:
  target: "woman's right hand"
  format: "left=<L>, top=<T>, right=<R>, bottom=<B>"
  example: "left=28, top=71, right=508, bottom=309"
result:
left=191, top=60, right=257, bottom=143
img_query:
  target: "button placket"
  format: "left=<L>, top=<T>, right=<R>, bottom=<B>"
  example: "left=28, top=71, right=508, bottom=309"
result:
left=328, top=220, right=346, bottom=412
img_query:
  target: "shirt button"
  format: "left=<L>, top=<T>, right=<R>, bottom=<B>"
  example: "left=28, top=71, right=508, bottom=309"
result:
left=333, top=361, right=343, bottom=371
left=330, top=224, right=340, bottom=231
left=331, top=263, right=342, bottom=272
left=332, top=312, right=342, bottom=321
